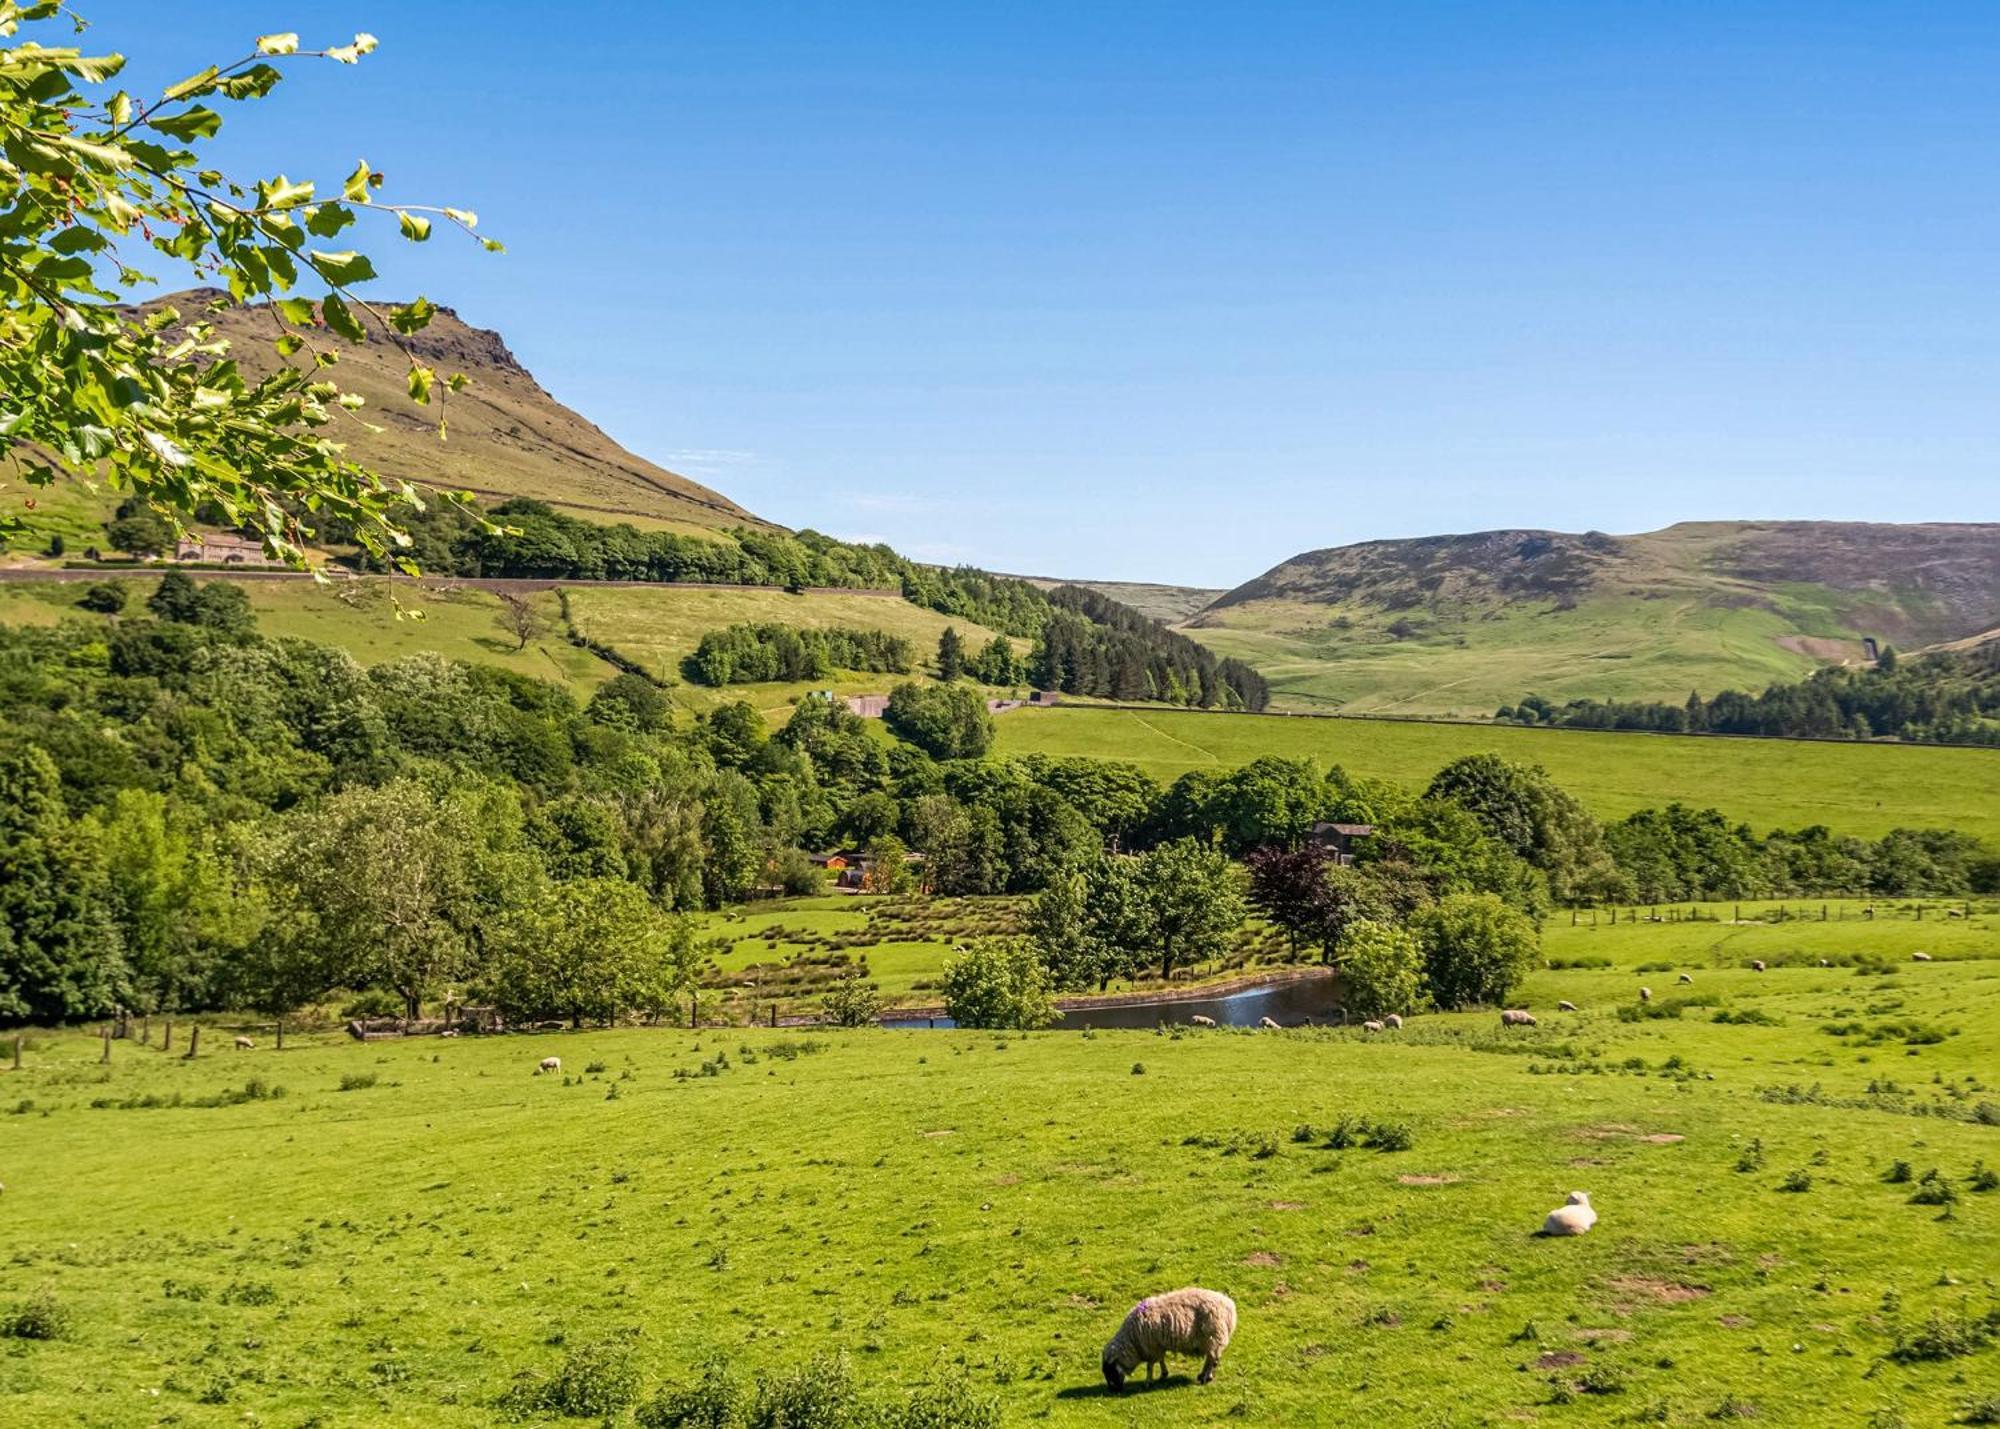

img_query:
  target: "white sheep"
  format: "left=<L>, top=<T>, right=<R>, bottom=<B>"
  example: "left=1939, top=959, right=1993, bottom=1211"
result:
left=1638, top=987, right=1652, bottom=1002
left=1384, top=1013, right=1403, bottom=1030
left=1912, top=952, right=1932, bottom=962
left=1677, top=973, right=1693, bottom=985
left=1500, top=1009, right=1536, bottom=1027
left=1556, top=1000, right=1578, bottom=1012
left=1101, top=1287, right=1237, bottom=1389
left=1751, top=960, right=1766, bottom=972
left=1362, top=1019, right=1385, bottom=1033
left=538, top=1056, right=561, bottom=1074
left=1257, top=1016, right=1281, bottom=1030
left=1539, top=1190, right=1597, bottom=1237
left=1189, top=1015, right=1217, bottom=1029
left=1818, top=959, right=1830, bottom=967
left=233, top=1036, right=254, bottom=1050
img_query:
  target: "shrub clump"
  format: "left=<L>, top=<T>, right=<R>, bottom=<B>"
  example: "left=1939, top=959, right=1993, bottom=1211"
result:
left=822, top=977, right=883, bottom=1028
left=501, top=1337, right=640, bottom=1419
left=0, top=1288, right=71, bottom=1341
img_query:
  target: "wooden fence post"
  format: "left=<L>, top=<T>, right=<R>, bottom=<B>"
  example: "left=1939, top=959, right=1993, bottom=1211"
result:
left=769, top=1004, right=777, bottom=1029
left=276, top=1017, right=285, bottom=1051
left=183, top=1024, right=199, bottom=1060
left=11, top=1034, right=21, bottom=1071
left=101, top=1025, right=111, bottom=1064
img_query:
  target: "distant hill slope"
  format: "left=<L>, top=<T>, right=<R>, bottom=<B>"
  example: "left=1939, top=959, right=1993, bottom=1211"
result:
left=1014, top=576, right=1225, bottom=625
left=150, top=290, right=768, bottom=536
left=1184, top=521, right=2000, bottom=717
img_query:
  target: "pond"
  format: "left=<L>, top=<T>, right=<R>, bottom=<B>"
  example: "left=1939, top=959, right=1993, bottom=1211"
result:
left=882, top=969, right=1344, bottom=1030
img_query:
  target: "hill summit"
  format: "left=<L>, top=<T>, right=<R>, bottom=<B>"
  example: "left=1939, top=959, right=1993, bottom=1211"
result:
left=1182, top=520, right=2000, bottom=716
left=156, top=289, right=767, bottom=535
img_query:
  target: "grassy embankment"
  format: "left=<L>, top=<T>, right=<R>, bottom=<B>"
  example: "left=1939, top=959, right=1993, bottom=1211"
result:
left=993, top=705, right=2000, bottom=848
left=5, top=902, right=1997, bottom=1426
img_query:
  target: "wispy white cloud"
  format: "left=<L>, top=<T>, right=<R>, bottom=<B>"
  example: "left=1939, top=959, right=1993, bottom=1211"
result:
left=660, top=449, right=760, bottom=475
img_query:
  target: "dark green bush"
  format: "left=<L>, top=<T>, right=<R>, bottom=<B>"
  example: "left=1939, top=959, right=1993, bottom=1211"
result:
left=501, top=1337, right=640, bottom=1419
left=0, top=1288, right=71, bottom=1340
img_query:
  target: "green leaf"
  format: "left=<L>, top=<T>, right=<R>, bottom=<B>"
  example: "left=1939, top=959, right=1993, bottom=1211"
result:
left=53, top=135, right=133, bottom=170
left=161, top=65, right=220, bottom=101
left=325, top=33, right=379, bottom=64
left=308, top=250, right=376, bottom=286
left=320, top=293, right=366, bottom=342
left=257, top=174, right=314, bottom=210
left=146, top=106, right=222, bottom=141
left=341, top=158, right=373, bottom=202
left=397, top=211, right=431, bottom=242
left=480, top=237, right=506, bottom=253
left=217, top=64, right=283, bottom=101
left=388, top=296, right=437, bottom=334
left=276, top=297, right=315, bottom=325
left=446, top=372, right=470, bottom=393
left=303, top=204, right=355, bottom=239
left=255, top=33, right=299, bottom=56
left=108, top=91, right=132, bottom=126
left=443, top=207, right=478, bottom=229
left=274, top=333, right=304, bottom=356
left=407, top=364, right=434, bottom=404
left=49, top=225, right=108, bottom=254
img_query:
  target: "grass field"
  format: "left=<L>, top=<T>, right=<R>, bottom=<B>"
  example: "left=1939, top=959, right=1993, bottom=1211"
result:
left=6, top=902, right=1999, bottom=1426
left=565, top=585, right=1027, bottom=719
left=993, top=706, right=2000, bottom=847
left=1185, top=592, right=1841, bottom=718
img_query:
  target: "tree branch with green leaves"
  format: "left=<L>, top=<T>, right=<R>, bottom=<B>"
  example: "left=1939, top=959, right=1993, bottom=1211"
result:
left=0, top=2, right=499, bottom=568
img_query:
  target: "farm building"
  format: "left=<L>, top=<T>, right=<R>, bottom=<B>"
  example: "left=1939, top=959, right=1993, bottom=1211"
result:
left=1308, top=821, right=1375, bottom=864
left=175, top=531, right=280, bottom=567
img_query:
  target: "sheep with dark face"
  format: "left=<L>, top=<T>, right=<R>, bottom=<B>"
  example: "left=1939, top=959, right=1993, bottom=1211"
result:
left=1383, top=1014, right=1403, bottom=1029
left=1101, top=1287, right=1236, bottom=1390
left=1257, top=1017, right=1281, bottom=1030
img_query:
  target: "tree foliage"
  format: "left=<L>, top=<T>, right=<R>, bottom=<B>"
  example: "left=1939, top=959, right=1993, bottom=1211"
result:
left=1411, top=892, right=1540, bottom=1009
left=0, top=7, right=499, bottom=560
left=941, top=939, right=1057, bottom=1030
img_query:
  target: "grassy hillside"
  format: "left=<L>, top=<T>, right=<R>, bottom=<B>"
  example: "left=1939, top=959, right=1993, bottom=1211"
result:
left=0, top=575, right=621, bottom=692
left=7, top=907, right=1998, bottom=1425
left=1188, top=522, right=2000, bottom=717
left=993, top=706, right=2000, bottom=846
left=566, top=585, right=1026, bottom=718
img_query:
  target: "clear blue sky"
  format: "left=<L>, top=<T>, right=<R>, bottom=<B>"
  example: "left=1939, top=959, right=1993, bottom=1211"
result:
left=96, top=3, right=2000, bottom=585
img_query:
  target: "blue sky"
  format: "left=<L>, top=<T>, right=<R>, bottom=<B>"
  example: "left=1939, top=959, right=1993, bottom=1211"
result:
left=95, top=3, right=2000, bottom=585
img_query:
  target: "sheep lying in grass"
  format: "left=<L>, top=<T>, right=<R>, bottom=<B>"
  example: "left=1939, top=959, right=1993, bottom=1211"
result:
left=1500, top=1009, right=1536, bottom=1027
left=1257, top=1017, right=1281, bottom=1030
left=1751, top=960, right=1766, bottom=972
left=1384, top=1014, right=1403, bottom=1029
left=1101, top=1287, right=1237, bottom=1390
left=233, top=1036, right=254, bottom=1050
left=1556, top=1000, right=1578, bottom=1012
left=1638, top=987, right=1652, bottom=1002
left=1362, top=1020, right=1385, bottom=1033
left=1678, top=973, right=1693, bottom=985
left=538, top=1056, right=561, bottom=1074
left=1189, top=1015, right=1217, bottom=1029
left=1538, top=1191, right=1596, bottom=1236
left=1912, top=952, right=1932, bottom=962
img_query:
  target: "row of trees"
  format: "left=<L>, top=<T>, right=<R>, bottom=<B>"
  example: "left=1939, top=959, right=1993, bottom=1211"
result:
left=3, top=589, right=1992, bottom=1027
left=685, top=623, right=915, bottom=686
left=1498, top=644, right=2000, bottom=746
left=348, top=500, right=1058, bottom=637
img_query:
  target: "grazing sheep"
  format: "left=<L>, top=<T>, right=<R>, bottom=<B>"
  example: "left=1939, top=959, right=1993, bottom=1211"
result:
left=1677, top=973, right=1693, bottom=985
left=1500, top=1009, right=1536, bottom=1027
left=538, top=1056, right=561, bottom=1074
left=1638, top=987, right=1652, bottom=1002
left=233, top=1036, right=254, bottom=1051
left=1384, top=1014, right=1403, bottom=1030
left=1556, top=1000, right=1578, bottom=1012
left=1539, top=1191, right=1597, bottom=1237
left=1818, top=959, right=1830, bottom=967
left=1101, top=1287, right=1237, bottom=1390
left=1751, top=960, right=1766, bottom=972
left=1257, top=1016, right=1281, bottom=1030
left=1912, top=952, right=1932, bottom=962
left=1189, top=1015, right=1217, bottom=1028
left=1362, top=1019, right=1385, bottom=1033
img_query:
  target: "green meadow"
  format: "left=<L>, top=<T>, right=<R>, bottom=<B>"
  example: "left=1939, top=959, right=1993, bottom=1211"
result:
left=994, top=706, right=2000, bottom=847
left=6, top=902, right=1999, bottom=1427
